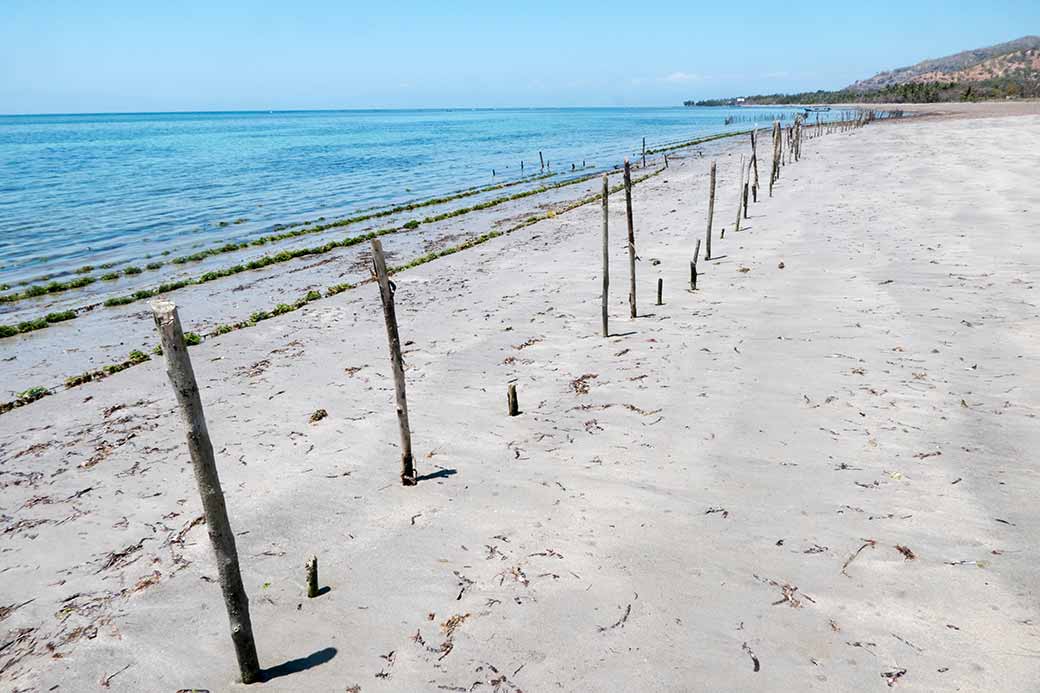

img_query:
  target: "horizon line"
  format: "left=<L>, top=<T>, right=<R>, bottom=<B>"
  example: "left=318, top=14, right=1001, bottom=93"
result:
left=0, top=103, right=815, bottom=118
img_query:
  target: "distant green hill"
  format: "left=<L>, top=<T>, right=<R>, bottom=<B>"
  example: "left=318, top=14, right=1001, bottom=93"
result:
left=688, top=36, right=1040, bottom=105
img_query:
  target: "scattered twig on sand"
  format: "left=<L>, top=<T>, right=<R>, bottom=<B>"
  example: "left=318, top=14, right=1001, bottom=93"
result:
left=0, top=599, right=34, bottom=623
left=841, top=539, right=877, bottom=576
left=570, top=373, right=598, bottom=395
left=895, top=545, right=916, bottom=560
left=598, top=603, right=632, bottom=632
left=96, top=538, right=151, bottom=573
left=754, top=575, right=809, bottom=607
left=741, top=642, right=761, bottom=672
left=705, top=507, right=729, bottom=518
left=881, top=667, right=907, bottom=687
left=892, top=633, right=923, bottom=653
left=100, top=663, right=132, bottom=687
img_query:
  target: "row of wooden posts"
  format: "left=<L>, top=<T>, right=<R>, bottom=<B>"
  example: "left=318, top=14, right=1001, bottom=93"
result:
left=150, top=111, right=872, bottom=683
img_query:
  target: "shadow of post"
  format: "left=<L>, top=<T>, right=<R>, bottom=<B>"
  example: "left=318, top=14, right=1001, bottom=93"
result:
left=416, top=468, right=457, bottom=482
left=260, top=647, right=337, bottom=682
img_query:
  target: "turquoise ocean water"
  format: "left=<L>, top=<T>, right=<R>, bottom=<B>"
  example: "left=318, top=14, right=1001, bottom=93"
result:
left=0, top=107, right=837, bottom=287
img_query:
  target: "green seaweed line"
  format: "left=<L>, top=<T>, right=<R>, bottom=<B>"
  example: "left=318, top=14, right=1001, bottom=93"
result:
left=0, top=172, right=559, bottom=305
left=0, top=165, right=665, bottom=416
left=0, top=168, right=621, bottom=339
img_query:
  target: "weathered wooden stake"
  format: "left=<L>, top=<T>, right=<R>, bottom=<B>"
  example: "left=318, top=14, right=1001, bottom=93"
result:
left=743, top=182, right=749, bottom=219
left=706, top=160, right=716, bottom=260
left=601, top=173, right=609, bottom=338
left=691, top=238, right=701, bottom=290
left=507, top=383, right=519, bottom=416
left=370, top=239, right=417, bottom=486
left=735, top=155, right=745, bottom=232
left=624, top=159, right=637, bottom=319
left=656, top=277, right=663, bottom=306
left=539, top=151, right=544, bottom=170
left=151, top=300, right=261, bottom=684
left=306, top=556, right=319, bottom=598
left=750, top=130, right=760, bottom=202
left=642, top=137, right=647, bottom=167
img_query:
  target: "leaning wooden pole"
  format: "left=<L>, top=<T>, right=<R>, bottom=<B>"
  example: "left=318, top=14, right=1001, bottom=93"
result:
left=624, top=159, right=637, bottom=319
left=706, top=160, right=716, bottom=259
left=152, top=300, right=261, bottom=684
left=601, top=173, right=609, bottom=337
left=371, top=238, right=417, bottom=486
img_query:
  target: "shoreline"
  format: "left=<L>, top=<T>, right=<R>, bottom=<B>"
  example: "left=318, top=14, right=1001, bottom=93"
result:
left=0, top=127, right=776, bottom=404
left=1, top=104, right=1037, bottom=690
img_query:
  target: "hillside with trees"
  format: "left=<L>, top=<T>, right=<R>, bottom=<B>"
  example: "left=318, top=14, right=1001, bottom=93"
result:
left=688, top=36, right=1040, bottom=106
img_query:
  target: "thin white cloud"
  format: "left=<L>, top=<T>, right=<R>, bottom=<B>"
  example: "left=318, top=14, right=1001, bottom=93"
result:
left=661, top=71, right=703, bottom=83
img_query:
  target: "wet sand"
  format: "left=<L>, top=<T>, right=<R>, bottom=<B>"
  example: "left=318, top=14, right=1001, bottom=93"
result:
left=1, top=104, right=1039, bottom=691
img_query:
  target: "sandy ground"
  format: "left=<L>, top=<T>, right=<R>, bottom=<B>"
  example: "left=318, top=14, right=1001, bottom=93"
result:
left=2, top=107, right=1039, bottom=692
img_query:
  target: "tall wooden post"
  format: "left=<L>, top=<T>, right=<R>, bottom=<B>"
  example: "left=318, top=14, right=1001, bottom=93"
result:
left=750, top=130, right=760, bottom=202
left=601, top=173, right=609, bottom=338
left=151, top=300, right=261, bottom=684
left=642, top=137, right=647, bottom=167
left=370, top=239, right=417, bottom=486
left=691, top=238, right=701, bottom=290
left=706, top=161, right=716, bottom=260
left=735, top=155, right=745, bottom=233
left=624, top=159, right=636, bottom=319
left=539, top=151, right=544, bottom=170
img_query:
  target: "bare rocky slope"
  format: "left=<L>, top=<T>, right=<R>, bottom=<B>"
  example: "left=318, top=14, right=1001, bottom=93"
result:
left=849, top=35, right=1040, bottom=91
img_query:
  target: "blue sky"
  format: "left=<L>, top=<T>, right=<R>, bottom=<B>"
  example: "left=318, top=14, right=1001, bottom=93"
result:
left=1, top=1, right=1037, bottom=113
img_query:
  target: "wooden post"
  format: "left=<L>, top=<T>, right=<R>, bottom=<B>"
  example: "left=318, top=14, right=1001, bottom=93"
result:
left=656, top=277, right=663, bottom=305
left=691, top=238, right=701, bottom=290
left=306, top=556, right=319, bottom=598
left=735, top=155, right=745, bottom=232
left=664, top=153, right=668, bottom=168
left=743, top=182, right=749, bottom=219
left=539, top=151, right=544, bottom=170
left=642, top=137, right=647, bottom=167
left=624, top=159, right=636, bottom=319
left=151, top=300, right=261, bottom=684
left=706, top=160, right=716, bottom=260
left=370, top=239, right=417, bottom=486
left=601, top=173, right=609, bottom=338
left=769, top=121, right=779, bottom=197
left=750, top=130, right=760, bottom=203
left=507, top=383, right=519, bottom=416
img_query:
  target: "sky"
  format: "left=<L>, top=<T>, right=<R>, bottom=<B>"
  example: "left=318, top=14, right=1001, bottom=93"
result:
left=1, top=1, right=1038, bottom=114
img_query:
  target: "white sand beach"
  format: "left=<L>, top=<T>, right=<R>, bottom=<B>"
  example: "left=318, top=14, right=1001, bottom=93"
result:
left=2, top=105, right=1039, bottom=692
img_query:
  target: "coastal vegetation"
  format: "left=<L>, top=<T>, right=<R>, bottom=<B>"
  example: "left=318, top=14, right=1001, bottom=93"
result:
left=690, top=36, right=1040, bottom=105
left=688, top=78, right=1040, bottom=106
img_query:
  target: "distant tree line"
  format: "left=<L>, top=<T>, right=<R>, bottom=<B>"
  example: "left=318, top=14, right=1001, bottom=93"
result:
left=686, top=76, right=1040, bottom=106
